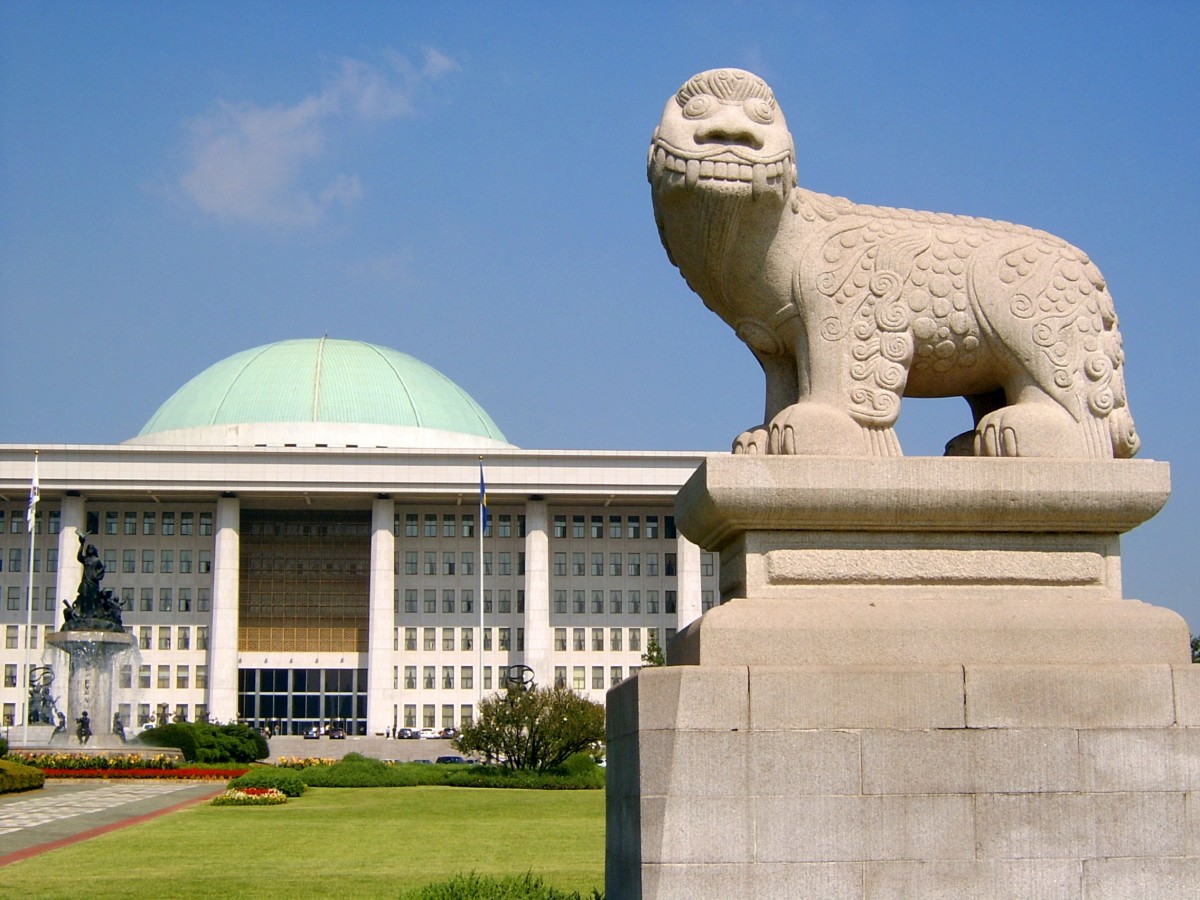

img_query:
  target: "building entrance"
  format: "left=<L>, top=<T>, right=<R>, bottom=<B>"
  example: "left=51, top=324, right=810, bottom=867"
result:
left=237, top=667, right=367, bottom=735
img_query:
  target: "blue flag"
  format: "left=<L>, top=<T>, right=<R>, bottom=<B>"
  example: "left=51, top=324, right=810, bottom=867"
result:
left=479, top=465, right=489, bottom=533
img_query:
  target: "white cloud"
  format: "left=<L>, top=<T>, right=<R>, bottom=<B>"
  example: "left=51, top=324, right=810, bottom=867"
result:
left=179, top=48, right=457, bottom=228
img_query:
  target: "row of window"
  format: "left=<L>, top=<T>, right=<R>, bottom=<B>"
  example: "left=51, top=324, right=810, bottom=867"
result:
left=395, top=589, right=524, bottom=616
left=394, top=512, right=520, bottom=540
left=389, top=663, right=639, bottom=694
left=399, top=703, right=475, bottom=730
left=553, top=589, right=677, bottom=615
left=0, top=509, right=60, bottom=536
left=3, top=585, right=212, bottom=615
left=554, top=665, right=639, bottom=691
left=552, top=514, right=676, bottom=541
left=134, top=625, right=209, bottom=651
left=555, top=626, right=675, bottom=653
left=115, top=663, right=209, bottom=690
left=552, top=551, right=688, bottom=578
left=396, top=550, right=523, bottom=577
left=396, top=626, right=525, bottom=652
left=88, top=510, right=214, bottom=537
left=0, top=546, right=214, bottom=577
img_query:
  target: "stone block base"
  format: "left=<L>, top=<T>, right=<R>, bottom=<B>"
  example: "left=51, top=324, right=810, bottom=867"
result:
left=607, top=665, right=1200, bottom=899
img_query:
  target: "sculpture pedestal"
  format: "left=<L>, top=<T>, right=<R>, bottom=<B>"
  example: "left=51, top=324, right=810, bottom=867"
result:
left=46, top=629, right=136, bottom=750
left=606, top=457, right=1198, bottom=899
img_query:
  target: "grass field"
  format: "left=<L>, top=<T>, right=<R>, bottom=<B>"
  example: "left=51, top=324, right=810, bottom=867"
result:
left=3, top=786, right=606, bottom=899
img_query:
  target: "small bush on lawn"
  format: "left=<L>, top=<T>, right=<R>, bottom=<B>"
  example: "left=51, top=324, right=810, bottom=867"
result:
left=445, top=765, right=603, bottom=791
left=399, top=872, right=602, bottom=900
left=299, top=753, right=445, bottom=788
left=140, top=722, right=268, bottom=763
left=0, top=735, right=8, bottom=756
left=0, top=759, right=45, bottom=794
left=228, top=767, right=306, bottom=797
left=211, top=787, right=288, bottom=806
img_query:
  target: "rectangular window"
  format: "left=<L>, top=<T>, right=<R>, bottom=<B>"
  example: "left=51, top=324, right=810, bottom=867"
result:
left=181, top=511, right=194, bottom=535
left=498, top=515, right=512, bottom=538
left=647, top=554, right=659, bottom=576
left=573, top=591, right=586, bottom=614
left=609, top=515, right=622, bottom=539
left=124, top=512, right=137, bottom=535
left=498, top=627, right=511, bottom=651
left=483, top=629, right=493, bottom=651
left=423, top=667, right=435, bottom=689
left=592, top=628, right=604, bottom=651
left=461, top=514, right=474, bottom=538
left=404, top=666, right=417, bottom=689
left=159, top=588, right=172, bottom=612
left=483, top=553, right=492, bottom=576
left=702, top=590, right=716, bottom=612
left=461, top=667, right=473, bottom=690
left=119, top=664, right=133, bottom=689
left=424, top=513, right=437, bottom=537
left=498, top=552, right=511, bottom=576
left=106, top=511, right=118, bottom=534
left=592, top=591, right=604, bottom=614
left=591, top=553, right=603, bottom=576
left=665, top=517, right=677, bottom=539
left=627, top=516, right=641, bottom=539
left=158, top=626, right=171, bottom=650
left=629, top=590, right=640, bottom=614
left=483, top=666, right=493, bottom=690
left=198, top=550, right=212, bottom=574
left=424, top=551, right=436, bottom=575
left=610, top=553, right=622, bottom=576
left=628, top=553, right=640, bottom=576
left=646, top=516, right=659, bottom=539
left=572, top=515, right=585, bottom=539
left=590, top=515, right=603, bottom=539
left=405, top=551, right=418, bottom=575
left=461, top=628, right=473, bottom=651
left=498, top=590, right=511, bottom=614
left=701, top=553, right=715, bottom=577
left=404, top=589, right=418, bottom=613
left=665, top=553, right=678, bottom=576
left=6, top=549, right=18, bottom=573
left=554, top=590, right=567, bottom=614
left=5, top=625, right=18, bottom=649
left=553, top=515, right=567, bottom=538
left=179, top=550, right=192, bottom=573
left=47, top=547, right=58, bottom=572
left=442, top=666, right=454, bottom=689
left=196, top=666, right=208, bottom=689
left=199, top=512, right=213, bottom=535
left=160, top=550, right=173, bottom=573
left=424, top=590, right=436, bottom=614
left=573, top=667, right=586, bottom=690
left=143, top=511, right=157, bottom=535
left=443, top=514, right=456, bottom=538
left=462, top=590, right=474, bottom=614
left=423, top=628, right=436, bottom=651
left=573, top=628, right=585, bottom=651
left=197, top=627, right=209, bottom=650
left=121, top=549, right=135, bottom=573
left=443, top=551, right=455, bottom=575
left=176, top=666, right=190, bottom=689
left=405, top=513, right=419, bottom=537
left=554, top=628, right=567, bottom=651
left=141, top=549, right=154, bottom=573
left=647, top=591, right=660, bottom=614
left=629, top=628, right=641, bottom=651
left=553, top=552, right=567, bottom=576
left=611, top=666, right=624, bottom=687
left=162, top=512, right=175, bottom=535
left=179, top=588, right=192, bottom=612
left=157, top=665, right=170, bottom=689
left=610, top=591, right=622, bottom=614
left=666, top=591, right=677, bottom=614
left=555, top=666, right=567, bottom=688
left=5, top=588, right=17, bottom=611
left=442, top=628, right=455, bottom=651
left=443, top=590, right=455, bottom=613
left=3, top=665, right=15, bottom=688
left=484, top=591, right=492, bottom=613
left=139, top=664, right=151, bottom=688
left=610, top=628, right=623, bottom=651
left=197, top=589, right=210, bottom=612
left=178, top=626, right=191, bottom=650
left=461, top=552, right=473, bottom=575
left=140, top=589, right=154, bottom=612
left=404, top=627, right=417, bottom=651
left=592, top=666, right=605, bottom=690
left=572, top=552, right=585, bottom=576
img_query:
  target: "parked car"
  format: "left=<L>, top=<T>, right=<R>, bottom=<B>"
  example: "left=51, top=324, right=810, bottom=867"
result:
left=396, top=727, right=416, bottom=739
left=439, top=727, right=459, bottom=739
left=435, top=755, right=466, bottom=764
left=417, top=728, right=439, bottom=740
left=303, top=726, right=320, bottom=740
left=328, top=727, right=346, bottom=740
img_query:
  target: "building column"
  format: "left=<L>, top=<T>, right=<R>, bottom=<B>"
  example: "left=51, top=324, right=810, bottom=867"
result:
left=55, top=495, right=86, bottom=622
left=208, top=496, right=240, bottom=723
left=675, top=533, right=703, bottom=632
left=366, top=496, right=395, bottom=735
left=522, top=497, right=551, bottom=689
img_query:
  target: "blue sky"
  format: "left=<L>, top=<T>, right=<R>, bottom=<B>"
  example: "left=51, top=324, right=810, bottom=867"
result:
left=2, top=2, right=1198, bottom=630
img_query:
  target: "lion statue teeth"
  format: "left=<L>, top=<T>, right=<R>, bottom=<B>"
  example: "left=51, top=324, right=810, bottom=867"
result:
left=649, top=68, right=1139, bottom=459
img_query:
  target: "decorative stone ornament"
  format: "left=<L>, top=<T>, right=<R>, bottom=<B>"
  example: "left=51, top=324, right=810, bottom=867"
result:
left=649, top=68, right=1138, bottom=458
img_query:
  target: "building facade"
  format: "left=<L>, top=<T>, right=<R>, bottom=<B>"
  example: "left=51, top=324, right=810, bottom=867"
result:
left=0, top=339, right=717, bottom=736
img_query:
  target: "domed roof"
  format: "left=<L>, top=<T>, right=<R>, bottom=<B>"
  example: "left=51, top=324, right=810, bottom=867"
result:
left=128, top=338, right=512, bottom=449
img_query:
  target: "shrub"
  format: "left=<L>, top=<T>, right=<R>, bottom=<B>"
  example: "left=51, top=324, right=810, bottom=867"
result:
left=455, top=685, right=605, bottom=772
left=299, top=755, right=446, bottom=788
left=228, top=767, right=306, bottom=797
left=399, top=873, right=602, bottom=900
left=0, top=759, right=45, bottom=794
left=140, top=722, right=268, bottom=763
left=0, top=734, right=8, bottom=757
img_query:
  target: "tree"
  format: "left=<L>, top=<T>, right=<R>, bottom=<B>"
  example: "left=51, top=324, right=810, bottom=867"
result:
left=1192, top=635, right=1200, bottom=664
left=454, top=684, right=605, bottom=772
left=641, top=629, right=665, bottom=667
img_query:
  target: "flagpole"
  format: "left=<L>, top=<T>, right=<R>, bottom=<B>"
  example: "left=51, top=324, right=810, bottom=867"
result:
left=22, top=451, right=39, bottom=747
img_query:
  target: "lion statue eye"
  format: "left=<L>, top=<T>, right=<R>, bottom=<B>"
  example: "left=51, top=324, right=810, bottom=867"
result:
left=745, top=98, right=774, bottom=125
left=682, top=95, right=715, bottom=119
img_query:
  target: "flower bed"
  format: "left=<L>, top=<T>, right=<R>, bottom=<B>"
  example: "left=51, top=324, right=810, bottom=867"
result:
left=6, top=751, right=178, bottom=770
left=40, top=767, right=249, bottom=780
left=274, top=756, right=336, bottom=770
left=211, top=787, right=287, bottom=806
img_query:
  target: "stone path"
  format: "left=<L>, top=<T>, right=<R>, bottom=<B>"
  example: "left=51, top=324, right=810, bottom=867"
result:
left=0, top=780, right=222, bottom=863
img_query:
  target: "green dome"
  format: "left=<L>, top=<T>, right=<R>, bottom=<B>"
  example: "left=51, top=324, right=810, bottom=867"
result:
left=133, top=338, right=509, bottom=447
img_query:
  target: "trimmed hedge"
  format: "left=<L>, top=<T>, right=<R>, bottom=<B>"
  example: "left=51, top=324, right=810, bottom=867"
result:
left=0, top=759, right=46, bottom=794
left=399, top=873, right=602, bottom=899
left=228, top=767, right=306, bottom=797
left=140, top=722, right=268, bottom=763
left=293, top=753, right=603, bottom=790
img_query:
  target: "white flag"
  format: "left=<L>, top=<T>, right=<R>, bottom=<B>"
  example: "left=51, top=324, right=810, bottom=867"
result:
left=26, top=453, right=39, bottom=533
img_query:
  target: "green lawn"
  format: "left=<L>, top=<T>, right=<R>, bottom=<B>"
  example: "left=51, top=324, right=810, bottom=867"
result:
left=2, top=786, right=606, bottom=898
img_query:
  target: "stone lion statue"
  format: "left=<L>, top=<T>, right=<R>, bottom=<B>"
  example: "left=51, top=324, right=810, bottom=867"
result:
left=649, top=68, right=1138, bottom=458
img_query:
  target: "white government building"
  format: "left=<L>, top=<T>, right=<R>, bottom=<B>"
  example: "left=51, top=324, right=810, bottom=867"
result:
left=0, top=338, right=718, bottom=737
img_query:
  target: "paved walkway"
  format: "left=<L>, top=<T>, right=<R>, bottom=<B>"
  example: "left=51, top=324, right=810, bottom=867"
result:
left=0, top=780, right=223, bottom=865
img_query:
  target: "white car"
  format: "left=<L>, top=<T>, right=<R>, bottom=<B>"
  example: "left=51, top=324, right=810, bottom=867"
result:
left=417, top=728, right=440, bottom=739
